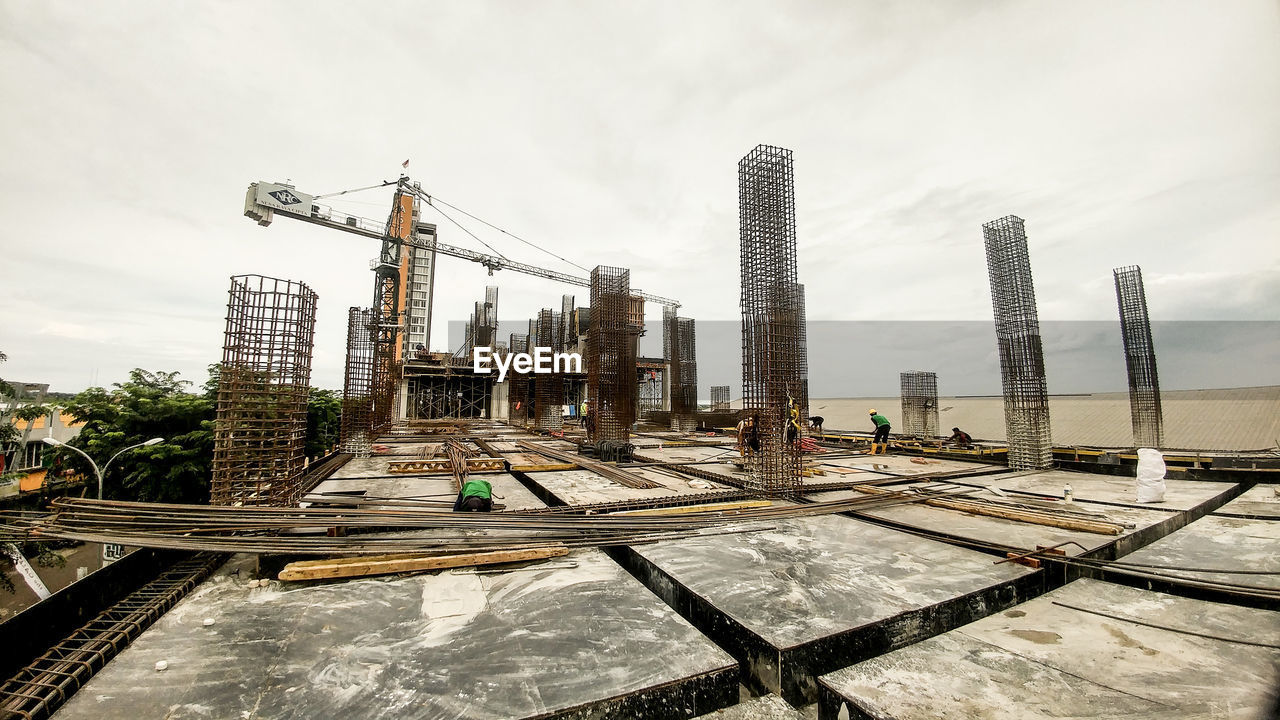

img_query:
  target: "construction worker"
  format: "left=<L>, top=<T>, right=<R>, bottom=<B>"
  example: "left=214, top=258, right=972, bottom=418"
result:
left=579, top=400, right=588, bottom=427
left=787, top=400, right=802, bottom=444
left=453, top=478, right=493, bottom=512
left=946, top=427, right=974, bottom=449
left=737, top=412, right=760, bottom=457
left=869, top=409, right=891, bottom=454
left=808, top=416, right=824, bottom=434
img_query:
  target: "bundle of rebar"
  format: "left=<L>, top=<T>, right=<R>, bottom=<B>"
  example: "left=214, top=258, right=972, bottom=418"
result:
left=516, top=440, right=659, bottom=489
left=212, top=275, right=318, bottom=507
left=589, top=266, right=636, bottom=442
left=982, top=215, right=1052, bottom=470
left=738, top=144, right=807, bottom=496
left=899, top=371, right=939, bottom=437
left=340, top=307, right=376, bottom=458
left=0, top=489, right=970, bottom=557
left=1114, top=265, right=1164, bottom=448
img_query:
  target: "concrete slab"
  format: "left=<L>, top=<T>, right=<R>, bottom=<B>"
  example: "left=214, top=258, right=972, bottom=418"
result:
left=816, top=454, right=1002, bottom=478
left=817, top=578, right=1280, bottom=719
left=612, top=514, right=1041, bottom=704
left=522, top=468, right=737, bottom=506
left=56, top=551, right=739, bottom=720
left=695, top=693, right=807, bottom=719
left=807, top=487, right=1185, bottom=559
left=1115, top=513, right=1280, bottom=591
left=1214, top=483, right=1280, bottom=519
left=948, top=469, right=1239, bottom=512
left=310, top=473, right=546, bottom=512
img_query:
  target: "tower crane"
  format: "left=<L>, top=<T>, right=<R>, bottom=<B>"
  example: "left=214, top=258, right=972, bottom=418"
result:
left=243, top=177, right=680, bottom=307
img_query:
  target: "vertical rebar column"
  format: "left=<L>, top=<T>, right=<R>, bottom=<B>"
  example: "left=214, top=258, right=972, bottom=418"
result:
left=534, top=309, right=565, bottom=431
left=340, top=307, right=375, bottom=458
left=508, top=332, right=529, bottom=424
left=983, top=215, right=1053, bottom=470
left=710, top=386, right=731, bottom=411
left=899, top=371, right=939, bottom=437
left=1114, top=265, right=1163, bottom=448
left=739, top=144, right=806, bottom=496
left=589, top=266, right=634, bottom=443
left=212, top=275, right=317, bottom=507
left=676, top=317, right=698, bottom=431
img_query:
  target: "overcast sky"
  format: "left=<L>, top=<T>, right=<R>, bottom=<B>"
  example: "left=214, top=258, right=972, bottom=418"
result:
left=1, top=1, right=1277, bottom=395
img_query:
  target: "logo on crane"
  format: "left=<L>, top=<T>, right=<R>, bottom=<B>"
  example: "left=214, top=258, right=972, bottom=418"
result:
left=268, top=189, right=303, bottom=206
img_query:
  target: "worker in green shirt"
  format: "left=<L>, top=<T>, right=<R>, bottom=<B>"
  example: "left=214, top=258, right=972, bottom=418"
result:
left=453, top=478, right=493, bottom=512
left=868, top=409, right=891, bottom=455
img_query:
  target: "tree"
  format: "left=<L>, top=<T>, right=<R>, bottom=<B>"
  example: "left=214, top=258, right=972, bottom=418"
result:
left=62, top=369, right=215, bottom=504
left=307, top=388, right=342, bottom=459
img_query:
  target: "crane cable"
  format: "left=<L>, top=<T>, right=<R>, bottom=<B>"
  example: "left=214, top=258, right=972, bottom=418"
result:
left=427, top=194, right=592, bottom=274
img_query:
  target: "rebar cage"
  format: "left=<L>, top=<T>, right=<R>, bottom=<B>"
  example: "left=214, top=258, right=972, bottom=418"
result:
left=710, top=386, right=731, bottom=411
left=533, top=309, right=565, bottom=431
left=1114, top=265, right=1164, bottom=448
left=340, top=307, right=375, bottom=458
left=589, top=266, right=636, bottom=442
left=212, top=275, right=318, bottom=506
left=899, top=371, right=939, bottom=437
left=664, top=308, right=699, bottom=431
left=739, top=144, right=807, bottom=496
left=983, top=216, right=1052, bottom=470
left=508, top=332, right=530, bottom=423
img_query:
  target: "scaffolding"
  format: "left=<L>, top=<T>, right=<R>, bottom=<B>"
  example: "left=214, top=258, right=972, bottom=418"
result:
left=899, top=371, right=939, bottom=437
left=710, top=385, right=731, bottom=411
left=212, top=275, right=317, bottom=507
left=534, top=309, right=565, bottom=431
left=340, top=307, right=375, bottom=457
left=739, top=144, right=806, bottom=496
left=1114, top=265, right=1164, bottom=448
left=983, top=215, right=1053, bottom=470
left=589, top=266, right=635, bottom=442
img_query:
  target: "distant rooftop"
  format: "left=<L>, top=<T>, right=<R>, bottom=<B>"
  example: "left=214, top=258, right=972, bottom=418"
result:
left=798, top=386, right=1280, bottom=452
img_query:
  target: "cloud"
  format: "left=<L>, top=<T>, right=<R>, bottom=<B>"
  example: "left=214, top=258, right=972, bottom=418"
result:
left=1, top=0, right=1277, bottom=393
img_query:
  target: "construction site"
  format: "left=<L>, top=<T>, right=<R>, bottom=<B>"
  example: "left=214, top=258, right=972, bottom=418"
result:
left=0, top=142, right=1276, bottom=720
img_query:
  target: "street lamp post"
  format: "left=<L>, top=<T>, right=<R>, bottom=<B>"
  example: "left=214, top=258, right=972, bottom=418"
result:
left=42, top=436, right=163, bottom=566
left=42, top=437, right=164, bottom=500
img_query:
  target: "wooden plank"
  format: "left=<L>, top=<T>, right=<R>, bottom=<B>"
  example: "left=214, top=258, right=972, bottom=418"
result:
left=511, top=462, right=579, bottom=472
left=278, top=546, right=569, bottom=582
left=610, top=500, right=774, bottom=516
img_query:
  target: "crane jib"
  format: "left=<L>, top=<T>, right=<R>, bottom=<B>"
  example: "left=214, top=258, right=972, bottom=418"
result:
left=245, top=180, right=679, bottom=308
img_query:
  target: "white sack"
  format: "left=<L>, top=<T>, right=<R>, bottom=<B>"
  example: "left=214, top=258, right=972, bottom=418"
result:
left=1136, top=448, right=1166, bottom=503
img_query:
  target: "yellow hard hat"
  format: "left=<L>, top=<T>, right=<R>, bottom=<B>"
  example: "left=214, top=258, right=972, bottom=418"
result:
left=868, top=408, right=877, bottom=415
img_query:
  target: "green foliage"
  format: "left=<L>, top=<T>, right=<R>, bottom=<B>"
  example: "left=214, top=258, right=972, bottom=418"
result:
left=307, top=388, right=342, bottom=458
left=53, top=367, right=342, bottom=504
left=63, top=369, right=215, bottom=504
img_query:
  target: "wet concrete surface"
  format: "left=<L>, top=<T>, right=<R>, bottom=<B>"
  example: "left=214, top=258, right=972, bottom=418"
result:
left=818, top=578, right=1280, bottom=719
